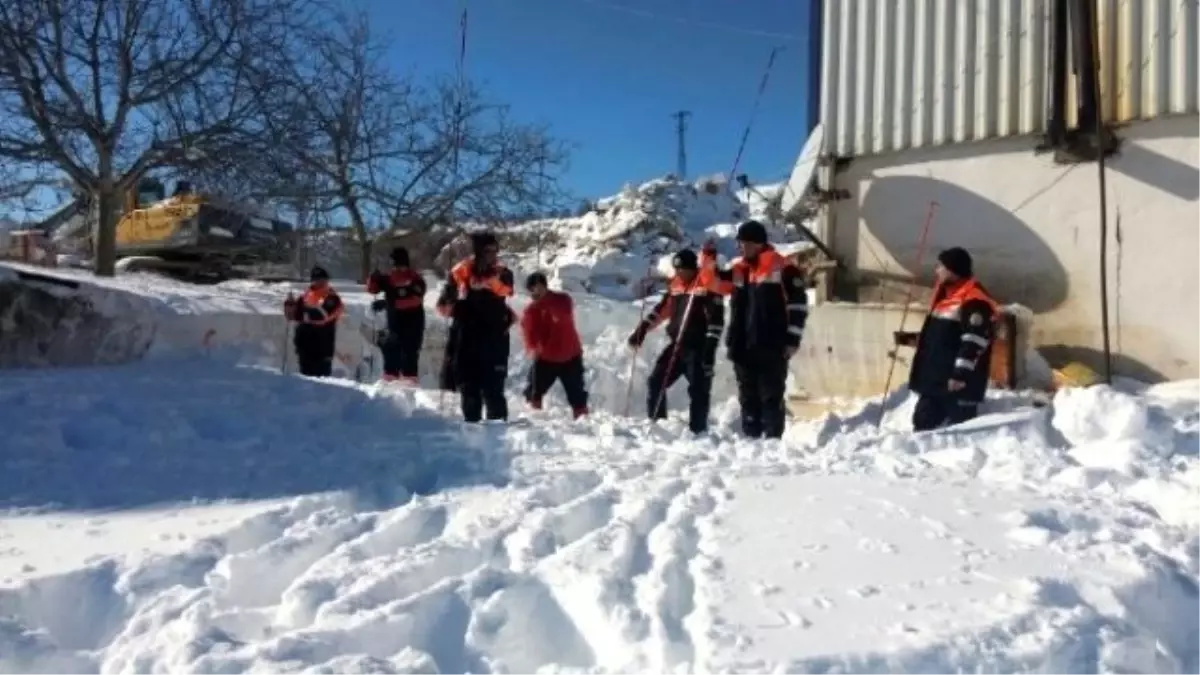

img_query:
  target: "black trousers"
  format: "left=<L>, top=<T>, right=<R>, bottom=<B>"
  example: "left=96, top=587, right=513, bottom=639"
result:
left=460, top=357, right=508, bottom=423
left=380, top=332, right=421, bottom=378
left=525, top=357, right=588, bottom=411
left=912, top=393, right=979, bottom=432
left=647, top=344, right=712, bottom=433
left=294, top=326, right=335, bottom=378
left=733, top=350, right=789, bottom=438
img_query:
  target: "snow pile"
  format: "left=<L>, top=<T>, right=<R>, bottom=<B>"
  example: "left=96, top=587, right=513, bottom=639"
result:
left=0, top=262, right=382, bottom=377
left=492, top=176, right=805, bottom=299
left=0, top=261, right=739, bottom=420
left=0, top=349, right=1196, bottom=672
left=735, top=180, right=788, bottom=223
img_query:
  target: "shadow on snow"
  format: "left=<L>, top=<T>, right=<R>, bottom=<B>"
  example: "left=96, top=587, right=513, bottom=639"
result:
left=0, top=360, right=510, bottom=512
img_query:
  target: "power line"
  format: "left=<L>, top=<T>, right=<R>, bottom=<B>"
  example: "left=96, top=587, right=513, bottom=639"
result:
left=571, top=0, right=801, bottom=42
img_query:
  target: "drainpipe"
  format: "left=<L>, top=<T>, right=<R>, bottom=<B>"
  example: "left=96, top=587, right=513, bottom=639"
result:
left=1068, top=0, right=1101, bottom=134
left=1047, top=0, right=1069, bottom=144
left=805, top=0, right=824, bottom=134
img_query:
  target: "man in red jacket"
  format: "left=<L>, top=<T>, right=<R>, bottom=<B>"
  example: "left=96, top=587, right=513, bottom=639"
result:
left=520, top=272, right=588, bottom=418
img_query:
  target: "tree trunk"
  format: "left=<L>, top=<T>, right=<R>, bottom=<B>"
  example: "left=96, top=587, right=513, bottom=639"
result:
left=93, top=153, right=118, bottom=277
left=93, top=186, right=118, bottom=277
left=345, top=197, right=372, bottom=283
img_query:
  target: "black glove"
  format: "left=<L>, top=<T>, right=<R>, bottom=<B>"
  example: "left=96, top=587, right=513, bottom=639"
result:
left=374, top=329, right=389, bottom=346
left=627, top=321, right=649, bottom=348
left=371, top=299, right=387, bottom=313
left=302, top=306, right=325, bottom=322
left=893, top=331, right=918, bottom=348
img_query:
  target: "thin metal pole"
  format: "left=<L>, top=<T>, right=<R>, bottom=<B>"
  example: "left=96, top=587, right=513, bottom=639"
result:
left=1090, top=3, right=1113, bottom=385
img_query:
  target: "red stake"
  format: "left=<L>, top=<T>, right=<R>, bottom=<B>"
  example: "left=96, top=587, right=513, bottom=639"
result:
left=876, top=200, right=940, bottom=427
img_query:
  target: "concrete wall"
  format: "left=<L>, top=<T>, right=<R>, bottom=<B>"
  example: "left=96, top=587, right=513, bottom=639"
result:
left=825, top=114, right=1198, bottom=383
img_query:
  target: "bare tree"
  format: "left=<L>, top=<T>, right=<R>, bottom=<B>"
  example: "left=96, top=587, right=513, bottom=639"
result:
left=381, top=79, right=572, bottom=231
left=251, top=7, right=571, bottom=280
left=249, top=8, right=413, bottom=279
left=0, top=0, right=310, bottom=275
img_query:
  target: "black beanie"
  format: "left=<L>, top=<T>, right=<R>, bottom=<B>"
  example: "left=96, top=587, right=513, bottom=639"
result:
left=390, top=247, right=410, bottom=266
left=471, top=232, right=499, bottom=254
left=672, top=249, right=698, bottom=271
left=937, top=247, right=973, bottom=278
left=526, top=271, right=548, bottom=290
left=309, top=265, right=329, bottom=281
left=736, top=220, right=769, bottom=244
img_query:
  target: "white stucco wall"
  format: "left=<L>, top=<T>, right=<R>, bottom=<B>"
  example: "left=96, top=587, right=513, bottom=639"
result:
left=826, top=115, right=1199, bottom=383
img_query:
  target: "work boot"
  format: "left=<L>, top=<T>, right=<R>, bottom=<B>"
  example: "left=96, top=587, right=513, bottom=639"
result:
left=572, top=406, right=588, bottom=420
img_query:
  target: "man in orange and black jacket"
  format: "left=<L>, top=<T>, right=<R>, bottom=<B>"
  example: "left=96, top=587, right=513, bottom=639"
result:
left=435, top=232, right=517, bottom=422
left=711, top=221, right=809, bottom=439
left=894, top=247, right=999, bottom=431
left=367, top=247, right=427, bottom=384
left=283, top=265, right=345, bottom=377
left=627, top=248, right=725, bottom=434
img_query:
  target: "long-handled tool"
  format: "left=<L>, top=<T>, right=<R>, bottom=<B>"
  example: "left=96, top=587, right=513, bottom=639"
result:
left=622, top=267, right=655, bottom=417
left=280, top=292, right=295, bottom=374
left=876, top=201, right=939, bottom=428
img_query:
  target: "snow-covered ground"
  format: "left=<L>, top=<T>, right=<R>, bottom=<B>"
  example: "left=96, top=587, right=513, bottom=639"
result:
left=1, top=265, right=1197, bottom=673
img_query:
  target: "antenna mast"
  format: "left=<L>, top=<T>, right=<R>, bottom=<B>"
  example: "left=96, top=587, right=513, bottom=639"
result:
left=671, top=110, right=692, bottom=179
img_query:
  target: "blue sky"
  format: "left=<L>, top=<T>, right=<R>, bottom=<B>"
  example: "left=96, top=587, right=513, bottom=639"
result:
left=362, top=0, right=820, bottom=200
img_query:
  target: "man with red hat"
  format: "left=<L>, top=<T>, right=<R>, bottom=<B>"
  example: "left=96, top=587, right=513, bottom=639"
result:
left=894, top=246, right=999, bottom=431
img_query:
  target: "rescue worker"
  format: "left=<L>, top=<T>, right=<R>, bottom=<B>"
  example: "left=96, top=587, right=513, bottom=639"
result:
left=520, top=272, right=589, bottom=419
left=436, top=232, right=517, bottom=422
left=627, top=248, right=725, bottom=434
left=283, top=265, right=344, bottom=377
left=712, top=220, right=809, bottom=439
left=893, top=247, right=998, bottom=431
left=367, top=247, right=427, bottom=384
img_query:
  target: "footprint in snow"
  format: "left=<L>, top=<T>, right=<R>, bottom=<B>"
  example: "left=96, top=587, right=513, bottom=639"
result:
left=805, top=595, right=835, bottom=610
left=776, top=610, right=811, bottom=629
left=848, top=585, right=881, bottom=599
left=752, top=581, right=782, bottom=597
left=856, top=538, right=897, bottom=554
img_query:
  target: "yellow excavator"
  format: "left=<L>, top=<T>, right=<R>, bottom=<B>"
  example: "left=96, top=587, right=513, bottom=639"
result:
left=111, top=178, right=296, bottom=282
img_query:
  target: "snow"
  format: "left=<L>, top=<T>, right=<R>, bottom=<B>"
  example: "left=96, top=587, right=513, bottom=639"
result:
left=502, top=176, right=808, bottom=299
left=1, top=264, right=1198, bottom=673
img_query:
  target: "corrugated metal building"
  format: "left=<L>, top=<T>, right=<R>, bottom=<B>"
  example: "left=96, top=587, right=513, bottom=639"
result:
left=819, top=0, right=1199, bottom=159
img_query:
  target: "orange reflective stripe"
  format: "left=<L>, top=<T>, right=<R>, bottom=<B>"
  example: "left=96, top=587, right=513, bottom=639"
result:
left=486, top=275, right=513, bottom=297
left=299, top=287, right=342, bottom=325
left=451, top=258, right=511, bottom=297
left=748, top=249, right=785, bottom=283
left=669, top=274, right=713, bottom=296
left=929, top=279, right=998, bottom=320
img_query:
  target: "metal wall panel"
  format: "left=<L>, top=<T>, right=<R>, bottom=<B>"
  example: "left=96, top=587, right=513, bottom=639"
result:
left=1090, top=0, right=1199, bottom=125
left=820, top=0, right=1199, bottom=159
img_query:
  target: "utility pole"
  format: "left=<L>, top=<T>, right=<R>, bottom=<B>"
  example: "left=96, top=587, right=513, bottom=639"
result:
left=671, top=110, right=692, bottom=180
left=536, top=146, right=547, bottom=265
